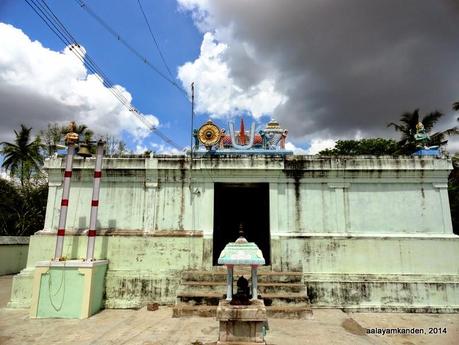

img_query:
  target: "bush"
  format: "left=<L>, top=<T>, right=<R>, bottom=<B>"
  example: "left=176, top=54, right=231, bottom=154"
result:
left=0, top=178, right=48, bottom=236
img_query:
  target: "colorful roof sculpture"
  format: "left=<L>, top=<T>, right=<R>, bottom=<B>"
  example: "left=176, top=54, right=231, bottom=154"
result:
left=412, top=121, right=441, bottom=157
left=193, top=118, right=292, bottom=156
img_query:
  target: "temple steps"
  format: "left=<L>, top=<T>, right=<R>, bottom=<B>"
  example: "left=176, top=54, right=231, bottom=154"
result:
left=180, top=281, right=304, bottom=294
left=177, top=292, right=309, bottom=306
left=180, top=270, right=303, bottom=284
left=172, top=304, right=312, bottom=319
left=173, top=270, right=311, bottom=318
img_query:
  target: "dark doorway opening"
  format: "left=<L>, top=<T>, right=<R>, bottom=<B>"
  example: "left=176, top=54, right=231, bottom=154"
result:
left=213, top=183, right=270, bottom=266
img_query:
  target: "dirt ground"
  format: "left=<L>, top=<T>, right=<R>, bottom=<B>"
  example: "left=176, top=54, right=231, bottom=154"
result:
left=0, top=275, right=458, bottom=345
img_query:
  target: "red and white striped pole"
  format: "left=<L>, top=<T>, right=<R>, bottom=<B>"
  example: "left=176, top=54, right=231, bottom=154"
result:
left=54, top=144, right=75, bottom=260
left=85, top=140, right=104, bottom=261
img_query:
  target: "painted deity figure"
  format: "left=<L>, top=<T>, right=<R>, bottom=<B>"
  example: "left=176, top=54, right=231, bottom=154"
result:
left=230, top=276, right=251, bottom=305
left=263, top=119, right=288, bottom=149
left=414, top=122, right=430, bottom=149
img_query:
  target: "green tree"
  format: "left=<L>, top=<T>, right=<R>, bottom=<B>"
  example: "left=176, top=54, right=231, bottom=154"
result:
left=318, top=138, right=399, bottom=156
left=0, top=178, right=23, bottom=235
left=15, top=182, right=48, bottom=236
left=387, top=109, right=458, bottom=154
left=39, top=122, right=64, bottom=157
left=1, top=124, right=43, bottom=186
left=449, top=156, right=459, bottom=235
left=40, top=122, right=98, bottom=157
left=105, top=135, right=128, bottom=156
left=0, top=178, right=48, bottom=236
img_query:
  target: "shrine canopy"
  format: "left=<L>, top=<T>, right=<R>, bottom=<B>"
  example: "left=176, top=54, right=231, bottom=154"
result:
left=217, top=237, right=265, bottom=266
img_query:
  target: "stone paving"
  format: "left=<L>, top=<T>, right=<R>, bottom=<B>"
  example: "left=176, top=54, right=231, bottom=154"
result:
left=0, top=275, right=458, bottom=345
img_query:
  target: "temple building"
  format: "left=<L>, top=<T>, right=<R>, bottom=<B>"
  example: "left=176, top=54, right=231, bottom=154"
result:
left=8, top=119, right=459, bottom=313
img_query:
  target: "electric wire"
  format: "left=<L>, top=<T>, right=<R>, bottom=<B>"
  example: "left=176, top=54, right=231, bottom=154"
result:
left=137, top=0, right=174, bottom=81
left=24, top=0, right=183, bottom=150
left=26, top=0, right=181, bottom=149
left=26, top=0, right=133, bottom=107
left=74, top=0, right=188, bottom=98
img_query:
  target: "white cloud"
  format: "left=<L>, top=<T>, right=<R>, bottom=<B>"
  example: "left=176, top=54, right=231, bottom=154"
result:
left=177, top=0, right=213, bottom=32
left=0, top=168, right=12, bottom=181
left=134, top=144, right=149, bottom=154
left=285, top=139, right=335, bottom=155
left=446, top=137, right=459, bottom=155
left=284, top=142, right=307, bottom=155
left=178, top=32, right=286, bottom=119
left=305, top=139, right=336, bottom=155
left=0, top=23, right=158, bottom=143
left=150, top=142, right=185, bottom=155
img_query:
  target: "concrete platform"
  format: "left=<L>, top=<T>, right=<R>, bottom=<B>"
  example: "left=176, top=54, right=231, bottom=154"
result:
left=1, top=276, right=459, bottom=344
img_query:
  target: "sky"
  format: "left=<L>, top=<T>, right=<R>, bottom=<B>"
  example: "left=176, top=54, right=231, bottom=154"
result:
left=0, top=0, right=458, bottom=154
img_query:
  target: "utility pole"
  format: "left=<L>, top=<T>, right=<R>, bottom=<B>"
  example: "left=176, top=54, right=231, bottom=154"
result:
left=190, top=82, right=195, bottom=164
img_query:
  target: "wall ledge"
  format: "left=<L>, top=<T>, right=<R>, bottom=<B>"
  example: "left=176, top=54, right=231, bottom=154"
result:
left=35, top=229, right=203, bottom=237
left=0, top=236, right=30, bottom=245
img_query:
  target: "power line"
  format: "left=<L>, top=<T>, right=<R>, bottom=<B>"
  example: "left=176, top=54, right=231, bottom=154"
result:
left=26, top=0, right=134, bottom=110
left=74, top=0, right=189, bottom=99
left=24, top=0, right=183, bottom=150
left=137, top=0, right=175, bottom=81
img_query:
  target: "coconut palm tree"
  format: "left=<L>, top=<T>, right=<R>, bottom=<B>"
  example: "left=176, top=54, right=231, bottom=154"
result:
left=387, top=109, right=459, bottom=154
left=1, top=124, right=43, bottom=186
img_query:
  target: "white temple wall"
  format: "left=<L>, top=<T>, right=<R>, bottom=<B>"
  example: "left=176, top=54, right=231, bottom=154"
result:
left=43, top=156, right=453, bottom=236
left=9, top=155, right=459, bottom=311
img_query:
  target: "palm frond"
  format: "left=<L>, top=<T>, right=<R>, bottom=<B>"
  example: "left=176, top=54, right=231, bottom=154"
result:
left=387, top=122, right=404, bottom=132
left=430, top=127, right=459, bottom=146
left=440, top=126, right=459, bottom=136
left=421, top=111, right=443, bottom=131
left=399, top=109, right=419, bottom=127
left=76, top=124, right=88, bottom=135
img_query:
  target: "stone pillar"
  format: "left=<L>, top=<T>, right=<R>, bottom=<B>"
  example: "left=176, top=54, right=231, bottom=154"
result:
left=144, top=158, right=158, bottom=233
left=201, top=182, right=214, bottom=237
left=328, top=183, right=350, bottom=233
left=45, top=182, right=60, bottom=231
left=251, top=265, right=258, bottom=300
left=269, top=182, right=279, bottom=234
left=226, top=265, right=233, bottom=301
left=270, top=182, right=284, bottom=271
left=434, top=183, right=453, bottom=234
left=143, top=182, right=157, bottom=232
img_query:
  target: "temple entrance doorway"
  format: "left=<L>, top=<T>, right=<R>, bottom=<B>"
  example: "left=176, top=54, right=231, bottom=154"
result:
left=213, top=183, right=270, bottom=266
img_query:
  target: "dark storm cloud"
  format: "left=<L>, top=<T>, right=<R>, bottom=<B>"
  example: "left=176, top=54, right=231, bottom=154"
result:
left=0, top=84, right=76, bottom=142
left=204, top=0, right=459, bottom=139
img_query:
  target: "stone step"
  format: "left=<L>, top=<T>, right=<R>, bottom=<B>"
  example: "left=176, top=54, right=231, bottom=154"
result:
left=180, top=281, right=304, bottom=294
left=181, top=270, right=303, bottom=284
left=176, top=292, right=309, bottom=307
left=172, top=303, right=312, bottom=319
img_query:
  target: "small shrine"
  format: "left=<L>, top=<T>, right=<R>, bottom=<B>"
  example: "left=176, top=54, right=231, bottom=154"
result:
left=216, top=228, right=268, bottom=345
left=193, top=118, right=292, bottom=156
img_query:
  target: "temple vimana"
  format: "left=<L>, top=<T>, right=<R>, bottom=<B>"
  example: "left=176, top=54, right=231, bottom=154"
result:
left=8, top=118, right=459, bottom=318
